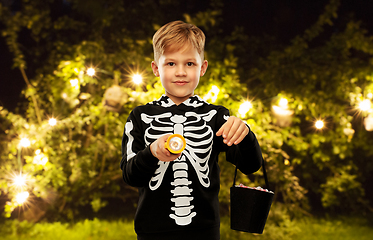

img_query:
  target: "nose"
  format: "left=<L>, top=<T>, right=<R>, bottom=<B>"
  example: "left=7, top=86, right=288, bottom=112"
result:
left=175, top=65, right=187, bottom=77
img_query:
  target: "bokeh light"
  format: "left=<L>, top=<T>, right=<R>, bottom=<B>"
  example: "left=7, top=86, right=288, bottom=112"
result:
left=358, top=99, right=371, bottom=112
left=15, top=191, right=29, bottom=205
left=12, top=173, right=27, bottom=188
left=132, top=74, right=143, bottom=85
left=49, top=118, right=57, bottom=126
left=315, top=120, right=324, bottom=129
left=19, top=138, right=30, bottom=148
left=238, top=101, right=253, bottom=118
left=87, top=67, right=96, bottom=76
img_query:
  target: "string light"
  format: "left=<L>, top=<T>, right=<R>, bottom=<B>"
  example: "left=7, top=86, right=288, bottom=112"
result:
left=87, top=67, right=96, bottom=76
left=238, top=101, right=253, bottom=118
left=19, top=138, right=30, bottom=148
left=49, top=118, right=57, bottom=126
left=358, top=99, right=371, bottom=112
left=272, top=97, right=293, bottom=127
left=15, top=191, right=29, bottom=205
left=132, top=74, right=143, bottom=85
left=315, top=120, right=324, bottom=129
left=278, top=98, right=288, bottom=108
left=12, top=173, right=27, bottom=188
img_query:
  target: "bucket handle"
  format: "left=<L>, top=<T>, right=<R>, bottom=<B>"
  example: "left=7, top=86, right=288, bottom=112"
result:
left=232, top=157, right=270, bottom=191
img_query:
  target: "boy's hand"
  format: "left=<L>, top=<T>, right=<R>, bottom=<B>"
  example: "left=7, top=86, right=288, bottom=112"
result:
left=150, top=134, right=181, bottom=162
left=216, top=116, right=249, bottom=146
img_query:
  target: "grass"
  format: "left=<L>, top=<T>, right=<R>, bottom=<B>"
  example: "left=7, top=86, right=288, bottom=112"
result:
left=0, top=216, right=372, bottom=240
left=292, top=217, right=373, bottom=240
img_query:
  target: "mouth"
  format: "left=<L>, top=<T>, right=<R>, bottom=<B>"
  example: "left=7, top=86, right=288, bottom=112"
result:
left=174, top=80, right=188, bottom=86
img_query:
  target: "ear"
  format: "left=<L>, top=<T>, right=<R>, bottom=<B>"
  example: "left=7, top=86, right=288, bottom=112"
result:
left=151, top=61, right=160, bottom=77
left=200, top=60, right=208, bottom=77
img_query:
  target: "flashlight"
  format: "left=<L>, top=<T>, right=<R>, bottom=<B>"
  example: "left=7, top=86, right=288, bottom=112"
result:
left=165, top=134, right=186, bottom=154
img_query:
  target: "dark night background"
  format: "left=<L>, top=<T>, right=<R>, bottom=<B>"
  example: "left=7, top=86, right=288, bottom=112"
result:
left=1, top=0, right=373, bottom=112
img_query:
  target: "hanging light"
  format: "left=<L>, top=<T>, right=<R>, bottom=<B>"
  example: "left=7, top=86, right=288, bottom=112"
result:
left=315, top=120, right=324, bottom=129
left=278, top=98, right=288, bottom=108
left=358, top=99, right=371, bottom=112
left=48, top=118, right=57, bottom=126
left=87, top=67, right=96, bottom=77
left=19, top=138, right=30, bottom=148
left=238, top=101, right=252, bottom=118
left=132, top=74, right=143, bottom=85
left=15, top=191, right=29, bottom=205
left=272, top=97, right=293, bottom=127
left=12, top=173, right=27, bottom=188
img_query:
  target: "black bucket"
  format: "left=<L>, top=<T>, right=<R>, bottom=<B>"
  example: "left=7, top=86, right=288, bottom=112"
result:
left=230, top=186, right=274, bottom=234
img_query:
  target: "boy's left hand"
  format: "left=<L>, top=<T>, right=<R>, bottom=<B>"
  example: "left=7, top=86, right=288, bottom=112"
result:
left=216, top=116, right=249, bottom=146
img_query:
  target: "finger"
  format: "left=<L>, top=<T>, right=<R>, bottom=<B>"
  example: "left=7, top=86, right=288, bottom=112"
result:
left=216, top=122, right=225, bottom=136
left=232, top=125, right=249, bottom=145
left=221, top=118, right=234, bottom=139
left=224, top=119, right=241, bottom=144
left=161, top=150, right=181, bottom=162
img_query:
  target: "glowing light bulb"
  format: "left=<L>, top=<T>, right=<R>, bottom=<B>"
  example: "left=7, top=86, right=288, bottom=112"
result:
left=87, top=68, right=95, bottom=76
left=315, top=120, right=324, bottom=129
left=49, top=118, right=57, bottom=126
left=132, top=74, right=142, bottom=85
left=19, top=138, right=30, bottom=148
left=165, top=134, right=186, bottom=154
left=15, top=191, right=29, bottom=205
left=279, top=98, right=288, bottom=108
left=359, top=99, right=371, bottom=111
left=238, top=101, right=253, bottom=118
left=70, top=79, right=79, bottom=88
left=13, top=174, right=27, bottom=187
left=211, top=85, right=220, bottom=95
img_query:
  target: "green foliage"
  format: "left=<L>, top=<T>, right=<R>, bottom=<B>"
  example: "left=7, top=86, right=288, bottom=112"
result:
left=1, top=0, right=373, bottom=225
left=241, top=0, right=373, bottom=214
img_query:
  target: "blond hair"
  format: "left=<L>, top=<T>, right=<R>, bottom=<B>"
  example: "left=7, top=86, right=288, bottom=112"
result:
left=152, top=20, right=206, bottom=64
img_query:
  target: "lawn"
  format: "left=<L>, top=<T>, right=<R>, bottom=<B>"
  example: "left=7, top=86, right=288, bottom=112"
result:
left=0, top=216, right=372, bottom=240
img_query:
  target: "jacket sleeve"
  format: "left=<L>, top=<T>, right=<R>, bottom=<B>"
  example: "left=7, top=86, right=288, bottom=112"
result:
left=120, top=108, right=159, bottom=187
left=216, top=107, right=263, bottom=175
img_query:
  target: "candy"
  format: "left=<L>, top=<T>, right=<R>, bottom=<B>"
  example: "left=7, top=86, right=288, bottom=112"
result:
left=235, top=183, right=274, bottom=194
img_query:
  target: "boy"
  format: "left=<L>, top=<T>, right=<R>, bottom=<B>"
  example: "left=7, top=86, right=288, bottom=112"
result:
left=120, top=20, right=263, bottom=240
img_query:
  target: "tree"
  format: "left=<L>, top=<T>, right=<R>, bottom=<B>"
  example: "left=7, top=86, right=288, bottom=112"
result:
left=2, top=0, right=295, bottom=221
left=242, top=0, right=373, bottom=213
left=1, top=0, right=371, bottom=225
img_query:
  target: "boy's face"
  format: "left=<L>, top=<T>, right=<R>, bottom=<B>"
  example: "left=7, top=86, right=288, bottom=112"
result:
left=152, top=44, right=208, bottom=105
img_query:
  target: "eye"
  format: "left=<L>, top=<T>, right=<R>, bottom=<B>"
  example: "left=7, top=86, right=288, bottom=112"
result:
left=167, top=62, right=175, bottom=66
left=187, top=62, right=194, bottom=66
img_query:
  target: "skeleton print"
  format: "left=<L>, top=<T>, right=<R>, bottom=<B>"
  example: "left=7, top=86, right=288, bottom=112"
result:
left=141, top=109, right=217, bottom=226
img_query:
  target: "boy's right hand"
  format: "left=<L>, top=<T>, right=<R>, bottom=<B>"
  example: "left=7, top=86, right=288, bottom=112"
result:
left=150, top=134, right=181, bottom=162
